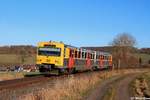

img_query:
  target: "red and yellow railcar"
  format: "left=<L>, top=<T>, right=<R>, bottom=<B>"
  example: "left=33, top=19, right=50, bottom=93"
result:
left=36, top=41, right=112, bottom=74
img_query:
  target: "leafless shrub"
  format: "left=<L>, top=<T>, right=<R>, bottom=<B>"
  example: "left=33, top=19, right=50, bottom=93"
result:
left=110, top=33, right=138, bottom=68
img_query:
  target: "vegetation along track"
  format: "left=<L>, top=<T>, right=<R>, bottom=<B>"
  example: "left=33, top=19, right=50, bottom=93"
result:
left=0, top=76, right=50, bottom=91
left=0, top=70, right=111, bottom=99
left=0, top=67, right=149, bottom=99
left=0, top=67, right=148, bottom=91
left=0, top=71, right=96, bottom=90
left=0, top=71, right=102, bottom=91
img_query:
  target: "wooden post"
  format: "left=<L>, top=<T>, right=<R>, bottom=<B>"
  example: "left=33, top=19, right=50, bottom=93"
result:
left=112, top=64, right=115, bottom=71
left=118, top=59, right=120, bottom=72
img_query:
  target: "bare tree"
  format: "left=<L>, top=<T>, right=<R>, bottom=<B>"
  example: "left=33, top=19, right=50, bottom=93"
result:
left=111, top=33, right=136, bottom=47
left=111, top=33, right=138, bottom=68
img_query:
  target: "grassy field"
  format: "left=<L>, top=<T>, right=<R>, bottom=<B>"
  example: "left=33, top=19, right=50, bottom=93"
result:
left=135, top=53, right=150, bottom=64
left=0, top=54, right=36, bottom=65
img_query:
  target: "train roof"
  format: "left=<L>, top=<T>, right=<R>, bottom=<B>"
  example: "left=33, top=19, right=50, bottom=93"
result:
left=64, top=45, right=111, bottom=55
left=39, top=41, right=111, bottom=55
left=80, top=47, right=111, bottom=55
left=65, top=44, right=78, bottom=49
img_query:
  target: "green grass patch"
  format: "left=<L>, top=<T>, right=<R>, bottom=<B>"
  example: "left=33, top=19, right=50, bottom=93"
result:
left=135, top=53, right=150, bottom=64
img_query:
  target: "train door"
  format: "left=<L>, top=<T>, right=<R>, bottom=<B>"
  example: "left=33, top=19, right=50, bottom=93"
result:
left=68, top=49, right=75, bottom=69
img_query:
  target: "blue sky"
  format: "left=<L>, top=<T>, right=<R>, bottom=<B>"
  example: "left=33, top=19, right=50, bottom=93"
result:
left=0, top=0, right=149, bottom=48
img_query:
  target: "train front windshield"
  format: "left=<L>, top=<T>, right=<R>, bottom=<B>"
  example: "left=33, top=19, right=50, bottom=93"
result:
left=38, top=47, right=61, bottom=56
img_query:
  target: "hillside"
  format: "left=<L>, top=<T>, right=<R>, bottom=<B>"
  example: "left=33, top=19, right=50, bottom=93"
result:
left=0, top=45, right=36, bottom=54
left=0, top=45, right=149, bottom=66
left=0, top=46, right=36, bottom=66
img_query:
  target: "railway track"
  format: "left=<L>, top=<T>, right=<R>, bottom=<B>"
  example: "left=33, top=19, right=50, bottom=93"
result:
left=0, top=76, right=51, bottom=91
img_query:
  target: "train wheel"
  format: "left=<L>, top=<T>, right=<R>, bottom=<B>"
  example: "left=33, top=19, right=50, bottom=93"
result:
left=39, top=67, right=46, bottom=72
left=58, top=69, right=65, bottom=75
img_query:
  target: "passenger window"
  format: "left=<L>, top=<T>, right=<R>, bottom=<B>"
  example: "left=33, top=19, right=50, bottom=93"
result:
left=78, top=51, right=81, bottom=58
left=82, top=52, right=84, bottom=58
left=75, top=51, right=78, bottom=58
left=70, top=50, right=74, bottom=58
left=96, top=55, right=98, bottom=59
left=72, top=50, right=75, bottom=58
left=90, top=54, right=92, bottom=59
left=93, top=54, right=95, bottom=59
left=104, top=56, right=106, bottom=60
left=69, top=50, right=72, bottom=57
left=85, top=52, right=87, bottom=58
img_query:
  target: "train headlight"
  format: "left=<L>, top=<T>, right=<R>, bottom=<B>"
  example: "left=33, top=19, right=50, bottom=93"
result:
left=55, top=60, right=59, bottom=63
left=47, top=59, right=50, bottom=62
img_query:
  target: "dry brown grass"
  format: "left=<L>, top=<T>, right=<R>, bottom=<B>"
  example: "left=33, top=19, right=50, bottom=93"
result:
left=131, top=72, right=150, bottom=98
left=0, top=72, right=24, bottom=81
left=19, top=69, right=149, bottom=100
